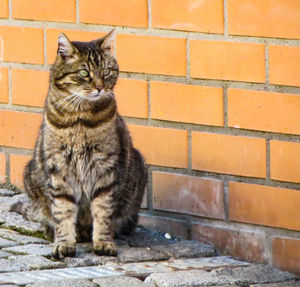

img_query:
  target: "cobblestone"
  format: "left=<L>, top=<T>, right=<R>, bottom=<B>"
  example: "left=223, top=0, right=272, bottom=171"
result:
left=2, top=244, right=52, bottom=257
left=0, top=189, right=16, bottom=197
left=93, top=276, right=151, bottom=287
left=145, top=265, right=296, bottom=287
left=118, top=247, right=170, bottom=263
left=0, top=238, right=18, bottom=248
left=251, top=281, right=300, bottom=287
left=0, top=189, right=297, bottom=287
left=26, top=279, right=98, bottom=287
left=0, top=212, right=43, bottom=232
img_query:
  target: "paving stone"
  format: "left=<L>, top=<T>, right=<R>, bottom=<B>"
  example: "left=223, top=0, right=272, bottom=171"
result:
left=0, top=212, right=43, bottom=233
left=26, top=279, right=98, bottom=287
left=0, top=238, right=18, bottom=248
left=145, top=269, right=208, bottom=286
left=93, top=276, right=150, bottom=287
left=0, top=251, right=12, bottom=258
left=150, top=240, right=215, bottom=259
left=0, top=194, right=28, bottom=212
left=64, top=252, right=105, bottom=268
left=250, top=281, right=300, bottom=287
left=145, top=264, right=296, bottom=287
left=0, top=255, right=64, bottom=273
left=2, top=244, right=52, bottom=257
left=104, top=256, right=249, bottom=279
left=0, top=259, right=28, bottom=273
left=120, top=227, right=171, bottom=247
left=0, top=189, right=16, bottom=197
left=0, top=229, right=19, bottom=236
left=0, top=266, right=122, bottom=285
left=118, top=247, right=170, bottom=263
left=0, top=233, right=48, bottom=245
left=9, top=255, right=65, bottom=270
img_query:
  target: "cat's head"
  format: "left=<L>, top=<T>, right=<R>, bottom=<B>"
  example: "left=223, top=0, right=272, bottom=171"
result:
left=50, top=30, right=119, bottom=103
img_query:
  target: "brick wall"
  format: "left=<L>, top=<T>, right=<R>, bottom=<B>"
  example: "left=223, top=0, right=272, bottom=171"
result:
left=0, top=0, right=299, bottom=275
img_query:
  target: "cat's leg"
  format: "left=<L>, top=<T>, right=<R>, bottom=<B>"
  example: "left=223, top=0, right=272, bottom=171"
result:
left=48, top=175, right=78, bottom=259
left=91, top=186, right=117, bottom=256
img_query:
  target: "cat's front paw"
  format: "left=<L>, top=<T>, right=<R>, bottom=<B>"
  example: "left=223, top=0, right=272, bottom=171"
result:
left=93, top=240, right=117, bottom=256
left=51, top=242, right=76, bottom=259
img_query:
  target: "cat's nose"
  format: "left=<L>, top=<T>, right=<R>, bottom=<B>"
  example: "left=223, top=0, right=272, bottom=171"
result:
left=96, top=85, right=102, bottom=92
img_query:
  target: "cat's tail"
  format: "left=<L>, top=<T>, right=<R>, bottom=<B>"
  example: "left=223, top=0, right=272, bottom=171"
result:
left=10, top=200, right=42, bottom=223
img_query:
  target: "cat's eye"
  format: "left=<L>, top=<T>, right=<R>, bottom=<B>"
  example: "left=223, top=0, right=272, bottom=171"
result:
left=102, top=68, right=111, bottom=77
left=78, top=69, right=89, bottom=77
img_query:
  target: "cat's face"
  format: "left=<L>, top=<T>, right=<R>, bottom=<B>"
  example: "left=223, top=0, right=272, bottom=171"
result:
left=50, top=30, right=119, bottom=103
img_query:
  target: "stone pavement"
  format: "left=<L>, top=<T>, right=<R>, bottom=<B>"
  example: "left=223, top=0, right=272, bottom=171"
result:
left=0, top=188, right=299, bottom=287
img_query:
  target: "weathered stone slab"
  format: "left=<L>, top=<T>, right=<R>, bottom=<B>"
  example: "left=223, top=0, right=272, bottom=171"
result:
left=0, top=194, right=28, bottom=212
left=0, top=238, right=18, bottom=248
left=0, top=266, right=122, bottom=285
left=9, top=255, right=65, bottom=270
left=0, top=229, right=19, bottom=236
left=118, top=247, right=170, bottom=263
left=93, top=276, right=151, bottom=287
left=104, top=256, right=249, bottom=279
left=120, top=227, right=171, bottom=247
left=151, top=240, right=215, bottom=259
left=0, top=251, right=11, bottom=258
left=2, top=244, right=51, bottom=257
left=145, top=264, right=295, bottom=287
left=0, top=255, right=64, bottom=273
left=0, top=232, right=48, bottom=245
left=64, top=252, right=105, bottom=268
left=250, top=281, right=300, bottom=287
left=26, top=279, right=98, bottom=287
left=0, top=212, right=43, bottom=233
left=145, top=270, right=208, bottom=286
left=0, top=189, right=16, bottom=197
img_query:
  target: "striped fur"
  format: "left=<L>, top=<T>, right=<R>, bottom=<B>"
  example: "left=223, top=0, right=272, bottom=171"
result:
left=16, top=30, right=147, bottom=258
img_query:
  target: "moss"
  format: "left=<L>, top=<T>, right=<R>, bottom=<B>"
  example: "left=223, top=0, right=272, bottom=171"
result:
left=0, top=182, right=21, bottom=193
left=0, top=224, right=46, bottom=240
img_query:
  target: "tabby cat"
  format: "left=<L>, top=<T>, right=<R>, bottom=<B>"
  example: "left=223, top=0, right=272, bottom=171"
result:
left=14, top=30, right=147, bottom=259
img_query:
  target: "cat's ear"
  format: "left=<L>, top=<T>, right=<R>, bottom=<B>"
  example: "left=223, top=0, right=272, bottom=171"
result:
left=57, top=33, right=76, bottom=58
left=95, top=29, right=115, bottom=55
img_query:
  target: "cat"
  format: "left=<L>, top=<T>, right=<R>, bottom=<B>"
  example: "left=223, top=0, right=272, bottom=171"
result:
left=12, top=30, right=147, bottom=259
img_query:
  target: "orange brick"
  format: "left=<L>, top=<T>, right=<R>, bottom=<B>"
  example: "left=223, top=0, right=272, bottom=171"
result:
left=80, top=0, right=147, bottom=28
left=0, top=110, right=42, bottom=149
left=153, top=172, right=225, bottom=219
left=151, top=81, right=223, bottom=126
left=10, top=154, right=31, bottom=188
left=270, top=141, right=300, bottom=183
left=114, top=78, right=148, bottom=118
left=0, top=0, right=8, bottom=18
left=269, top=45, right=300, bottom=87
left=46, top=29, right=104, bottom=64
left=229, top=182, right=300, bottom=231
left=128, top=124, right=188, bottom=168
left=0, top=68, right=9, bottom=103
left=139, top=214, right=190, bottom=239
left=190, top=40, right=265, bottom=83
left=192, top=223, right=266, bottom=263
left=152, top=0, right=223, bottom=33
left=228, top=0, right=300, bottom=39
left=228, top=89, right=300, bottom=135
left=117, top=34, right=186, bottom=76
left=0, top=153, right=6, bottom=182
left=12, top=69, right=49, bottom=107
left=12, top=0, right=76, bottom=22
left=192, top=132, right=266, bottom=178
left=0, top=26, right=43, bottom=64
left=273, top=237, right=300, bottom=276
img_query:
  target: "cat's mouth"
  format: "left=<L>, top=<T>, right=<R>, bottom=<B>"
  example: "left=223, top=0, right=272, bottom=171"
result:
left=87, top=90, right=102, bottom=101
